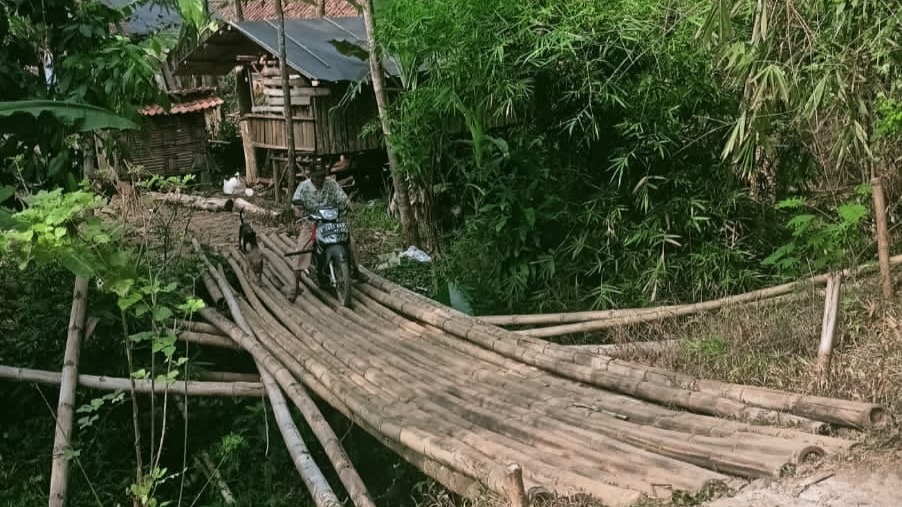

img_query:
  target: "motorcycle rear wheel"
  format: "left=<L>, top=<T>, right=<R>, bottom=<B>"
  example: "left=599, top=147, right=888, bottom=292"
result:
left=331, top=258, right=352, bottom=308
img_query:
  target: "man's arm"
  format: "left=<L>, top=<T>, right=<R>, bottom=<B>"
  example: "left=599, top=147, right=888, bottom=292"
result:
left=328, top=179, right=351, bottom=211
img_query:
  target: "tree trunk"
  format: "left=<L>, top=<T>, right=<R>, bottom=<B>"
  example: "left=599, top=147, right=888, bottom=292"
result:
left=49, top=276, right=89, bottom=507
left=871, top=176, right=894, bottom=300
left=274, top=0, right=296, bottom=203
left=317, top=0, right=326, bottom=17
left=362, top=0, right=420, bottom=247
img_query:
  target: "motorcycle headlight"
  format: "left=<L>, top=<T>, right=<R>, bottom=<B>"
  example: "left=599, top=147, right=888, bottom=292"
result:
left=318, top=208, right=339, bottom=221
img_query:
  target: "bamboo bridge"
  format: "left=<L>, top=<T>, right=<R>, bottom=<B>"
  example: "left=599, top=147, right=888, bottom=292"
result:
left=193, top=232, right=889, bottom=507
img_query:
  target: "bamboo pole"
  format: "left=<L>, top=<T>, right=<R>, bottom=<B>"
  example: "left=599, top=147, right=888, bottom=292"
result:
left=201, top=271, right=224, bottom=306
left=223, top=252, right=378, bottom=507
left=178, top=330, right=242, bottom=350
left=178, top=321, right=224, bottom=335
left=203, top=271, right=341, bottom=507
left=872, top=177, right=894, bottom=300
left=816, top=274, right=842, bottom=380
left=503, top=463, right=528, bottom=507
left=49, top=276, right=89, bottom=507
left=0, top=365, right=265, bottom=397
left=197, top=371, right=260, bottom=383
left=491, top=255, right=902, bottom=333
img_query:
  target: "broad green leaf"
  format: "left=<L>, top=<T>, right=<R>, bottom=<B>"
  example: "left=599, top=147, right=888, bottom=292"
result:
left=0, top=100, right=138, bottom=135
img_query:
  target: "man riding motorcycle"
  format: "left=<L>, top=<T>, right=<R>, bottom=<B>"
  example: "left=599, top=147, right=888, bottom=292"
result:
left=289, top=164, right=358, bottom=299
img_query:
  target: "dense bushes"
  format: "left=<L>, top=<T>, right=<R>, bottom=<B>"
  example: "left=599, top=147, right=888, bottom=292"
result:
left=380, top=0, right=814, bottom=314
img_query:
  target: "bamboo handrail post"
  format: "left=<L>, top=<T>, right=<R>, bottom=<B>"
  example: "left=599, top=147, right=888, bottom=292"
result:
left=872, top=176, right=894, bottom=300
left=49, top=276, right=89, bottom=507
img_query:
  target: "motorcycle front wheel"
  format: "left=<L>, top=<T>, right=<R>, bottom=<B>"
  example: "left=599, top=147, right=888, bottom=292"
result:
left=331, top=258, right=352, bottom=308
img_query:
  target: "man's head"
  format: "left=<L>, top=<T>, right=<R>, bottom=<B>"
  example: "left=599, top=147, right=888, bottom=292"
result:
left=308, top=166, right=327, bottom=189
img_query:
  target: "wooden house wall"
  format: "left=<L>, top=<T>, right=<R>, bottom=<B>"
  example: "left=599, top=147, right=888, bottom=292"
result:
left=312, top=85, right=383, bottom=156
left=244, top=65, right=383, bottom=156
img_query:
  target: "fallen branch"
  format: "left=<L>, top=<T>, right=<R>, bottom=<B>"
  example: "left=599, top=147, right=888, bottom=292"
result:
left=147, top=192, right=279, bottom=217
left=199, top=255, right=343, bottom=507
left=0, top=365, right=265, bottom=397
left=520, top=255, right=902, bottom=337
left=50, top=276, right=89, bottom=507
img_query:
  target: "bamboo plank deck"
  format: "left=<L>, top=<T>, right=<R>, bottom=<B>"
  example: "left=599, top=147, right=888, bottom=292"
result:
left=207, top=234, right=882, bottom=506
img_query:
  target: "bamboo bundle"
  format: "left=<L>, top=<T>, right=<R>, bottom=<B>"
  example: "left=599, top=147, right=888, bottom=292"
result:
left=348, top=288, right=850, bottom=453
left=224, top=259, right=616, bottom=499
left=235, top=279, right=649, bottom=504
left=200, top=262, right=342, bottom=507
left=0, top=365, right=265, bottom=397
left=235, top=300, right=485, bottom=500
left=353, top=279, right=816, bottom=428
left=281, top=284, right=821, bottom=480
left=223, top=252, right=377, bottom=507
left=251, top=279, right=716, bottom=494
left=356, top=266, right=887, bottom=430
left=233, top=256, right=828, bottom=490
left=202, top=235, right=872, bottom=505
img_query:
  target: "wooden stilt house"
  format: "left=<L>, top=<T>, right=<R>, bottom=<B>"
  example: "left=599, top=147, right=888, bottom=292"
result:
left=170, top=16, right=395, bottom=189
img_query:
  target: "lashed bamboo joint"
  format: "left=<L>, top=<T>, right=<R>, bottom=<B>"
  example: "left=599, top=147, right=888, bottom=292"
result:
left=197, top=233, right=887, bottom=507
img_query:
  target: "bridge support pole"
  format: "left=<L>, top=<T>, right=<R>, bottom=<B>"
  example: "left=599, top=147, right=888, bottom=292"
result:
left=503, top=463, right=528, bottom=507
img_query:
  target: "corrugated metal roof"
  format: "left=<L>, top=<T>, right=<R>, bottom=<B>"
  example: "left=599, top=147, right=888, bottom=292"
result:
left=230, top=16, right=398, bottom=82
left=209, top=0, right=360, bottom=22
left=103, top=0, right=182, bottom=35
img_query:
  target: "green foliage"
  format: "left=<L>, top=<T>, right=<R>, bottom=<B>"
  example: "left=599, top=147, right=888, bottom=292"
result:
left=0, top=0, right=175, bottom=191
left=0, top=100, right=138, bottom=135
left=701, top=0, right=901, bottom=186
left=762, top=189, right=872, bottom=275
left=381, top=0, right=780, bottom=313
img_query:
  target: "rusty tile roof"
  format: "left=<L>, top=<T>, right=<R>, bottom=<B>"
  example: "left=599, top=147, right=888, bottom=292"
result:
left=139, top=97, right=224, bottom=116
left=210, top=0, right=360, bottom=22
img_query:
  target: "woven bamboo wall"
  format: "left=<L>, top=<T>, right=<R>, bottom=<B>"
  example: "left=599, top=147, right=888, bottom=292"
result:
left=121, top=113, right=210, bottom=176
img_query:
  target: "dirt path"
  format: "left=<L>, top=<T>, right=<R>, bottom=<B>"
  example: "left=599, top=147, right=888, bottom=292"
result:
left=703, top=452, right=902, bottom=507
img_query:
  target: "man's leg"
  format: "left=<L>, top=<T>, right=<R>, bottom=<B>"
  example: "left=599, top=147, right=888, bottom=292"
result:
left=291, top=221, right=314, bottom=299
left=348, top=236, right=362, bottom=280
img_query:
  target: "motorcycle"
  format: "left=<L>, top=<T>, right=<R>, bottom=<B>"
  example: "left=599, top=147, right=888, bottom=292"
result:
left=298, top=206, right=355, bottom=307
